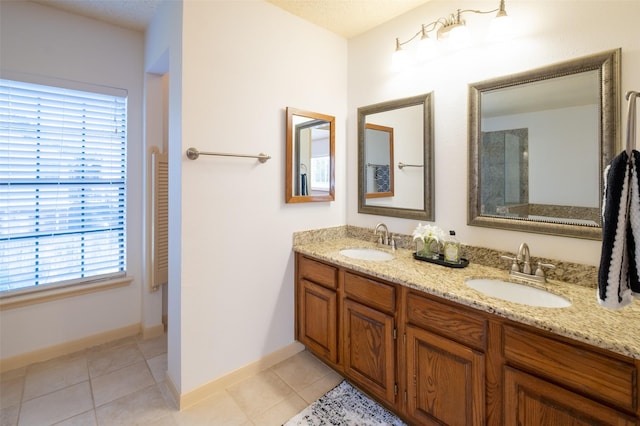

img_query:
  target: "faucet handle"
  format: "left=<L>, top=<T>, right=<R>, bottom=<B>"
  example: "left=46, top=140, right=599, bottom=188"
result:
left=535, top=262, right=556, bottom=278
left=390, top=235, right=397, bottom=250
left=500, top=255, right=520, bottom=272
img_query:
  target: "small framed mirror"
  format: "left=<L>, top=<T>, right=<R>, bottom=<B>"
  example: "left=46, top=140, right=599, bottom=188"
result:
left=285, top=107, right=335, bottom=203
left=468, top=49, right=620, bottom=239
left=358, top=93, right=434, bottom=220
left=365, top=123, right=394, bottom=199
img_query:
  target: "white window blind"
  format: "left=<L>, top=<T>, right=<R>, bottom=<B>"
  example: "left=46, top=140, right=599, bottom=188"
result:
left=0, top=78, right=127, bottom=294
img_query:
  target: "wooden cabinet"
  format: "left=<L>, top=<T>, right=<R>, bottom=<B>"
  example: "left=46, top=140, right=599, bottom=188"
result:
left=294, top=252, right=640, bottom=425
left=504, top=367, right=637, bottom=426
left=405, top=325, right=485, bottom=425
left=295, top=255, right=339, bottom=365
left=343, top=272, right=397, bottom=405
left=502, top=323, right=639, bottom=425
left=298, top=278, right=338, bottom=364
left=404, top=290, right=486, bottom=425
left=295, top=253, right=398, bottom=406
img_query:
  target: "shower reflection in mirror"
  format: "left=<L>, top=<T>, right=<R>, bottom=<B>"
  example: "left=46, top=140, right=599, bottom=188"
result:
left=467, top=49, right=619, bottom=239
left=480, top=128, right=529, bottom=215
left=477, top=70, right=602, bottom=225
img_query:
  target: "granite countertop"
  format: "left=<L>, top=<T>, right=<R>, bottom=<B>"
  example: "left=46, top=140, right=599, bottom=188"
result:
left=294, top=236, right=640, bottom=360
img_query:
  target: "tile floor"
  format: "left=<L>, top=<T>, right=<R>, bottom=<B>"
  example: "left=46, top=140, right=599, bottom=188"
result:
left=0, top=335, right=343, bottom=425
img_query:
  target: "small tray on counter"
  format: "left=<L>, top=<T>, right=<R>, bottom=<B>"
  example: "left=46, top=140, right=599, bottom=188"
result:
left=413, top=252, right=469, bottom=268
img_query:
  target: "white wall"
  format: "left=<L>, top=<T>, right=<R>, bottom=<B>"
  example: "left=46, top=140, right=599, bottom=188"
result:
left=0, top=1, right=145, bottom=359
left=146, top=0, right=347, bottom=394
left=347, top=0, right=640, bottom=265
left=145, top=0, right=184, bottom=394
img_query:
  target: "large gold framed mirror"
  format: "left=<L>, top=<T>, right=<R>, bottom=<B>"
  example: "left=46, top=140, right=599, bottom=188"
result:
left=285, top=107, right=335, bottom=203
left=358, top=93, right=434, bottom=220
left=468, top=49, right=621, bottom=240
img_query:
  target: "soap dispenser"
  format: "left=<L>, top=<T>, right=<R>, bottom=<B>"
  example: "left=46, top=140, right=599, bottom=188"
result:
left=444, top=230, right=461, bottom=264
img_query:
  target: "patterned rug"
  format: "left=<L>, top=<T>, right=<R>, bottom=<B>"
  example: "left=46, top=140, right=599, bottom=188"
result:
left=283, top=380, right=407, bottom=425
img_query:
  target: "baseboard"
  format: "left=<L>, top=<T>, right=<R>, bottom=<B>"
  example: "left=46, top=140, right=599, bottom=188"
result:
left=178, top=341, right=305, bottom=410
left=142, top=324, right=165, bottom=340
left=165, top=371, right=180, bottom=410
left=0, top=323, right=141, bottom=373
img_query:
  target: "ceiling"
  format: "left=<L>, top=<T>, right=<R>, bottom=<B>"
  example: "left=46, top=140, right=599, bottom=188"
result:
left=30, top=0, right=160, bottom=32
left=265, top=0, right=430, bottom=38
left=29, top=0, right=431, bottom=38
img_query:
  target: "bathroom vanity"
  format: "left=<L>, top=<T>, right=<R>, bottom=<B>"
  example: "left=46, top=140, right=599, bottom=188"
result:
left=294, top=235, right=640, bottom=425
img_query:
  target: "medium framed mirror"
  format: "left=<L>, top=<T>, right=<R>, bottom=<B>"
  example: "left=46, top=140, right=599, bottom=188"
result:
left=285, top=107, right=335, bottom=203
left=468, top=49, right=621, bottom=240
left=358, top=93, right=434, bottom=220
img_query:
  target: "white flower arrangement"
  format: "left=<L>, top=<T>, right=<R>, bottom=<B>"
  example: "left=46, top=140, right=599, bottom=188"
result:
left=412, top=223, right=445, bottom=243
left=412, top=223, right=445, bottom=258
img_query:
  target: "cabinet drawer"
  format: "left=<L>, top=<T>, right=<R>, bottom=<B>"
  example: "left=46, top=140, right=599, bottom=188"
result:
left=406, top=292, right=487, bottom=351
left=503, top=324, right=637, bottom=412
left=344, top=272, right=395, bottom=313
left=298, top=255, right=337, bottom=289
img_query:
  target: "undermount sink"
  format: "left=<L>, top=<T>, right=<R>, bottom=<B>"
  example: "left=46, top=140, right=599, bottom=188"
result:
left=466, top=278, right=571, bottom=308
left=339, top=248, right=394, bottom=261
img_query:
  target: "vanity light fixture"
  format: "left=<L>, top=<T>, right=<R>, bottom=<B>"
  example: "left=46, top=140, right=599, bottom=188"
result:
left=393, top=0, right=512, bottom=66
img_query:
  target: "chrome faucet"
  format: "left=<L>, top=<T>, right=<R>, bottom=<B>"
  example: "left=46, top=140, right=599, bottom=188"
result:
left=374, top=223, right=396, bottom=249
left=517, top=242, right=532, bottom=274
left=374, top=223, right=389, bottom=245
left=501, top=242, right=555, bottom=283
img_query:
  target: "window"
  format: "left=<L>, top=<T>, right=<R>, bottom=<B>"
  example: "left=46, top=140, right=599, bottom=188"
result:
left=310, top=155, right=330, bottom=191
left=0, top=78, right=127, bottom=294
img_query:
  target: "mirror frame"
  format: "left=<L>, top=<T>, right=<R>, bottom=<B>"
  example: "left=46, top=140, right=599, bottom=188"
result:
left=358, top=93, right=434, bottom=220
left=285, top=107, right=335, bottom=203
left=468, top=48, right=621, bottom=240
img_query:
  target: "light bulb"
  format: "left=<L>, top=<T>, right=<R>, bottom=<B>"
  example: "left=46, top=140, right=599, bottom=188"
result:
left=488, top=14, right=513, bottom=41
left=392, top=48, right=409, bottom=71
left=417, top=34, right=438, bottom=61
left=488, top=0, right=513, bottom=41
left=447, top=24, right=470, bottom=50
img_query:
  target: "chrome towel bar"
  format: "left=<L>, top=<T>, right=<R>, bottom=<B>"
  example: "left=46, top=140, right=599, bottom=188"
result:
left=626, top=90, right=639, bottom=156
left=398, top=162, right=423, bottom=170
left=186, top=147, right=271, bottom=163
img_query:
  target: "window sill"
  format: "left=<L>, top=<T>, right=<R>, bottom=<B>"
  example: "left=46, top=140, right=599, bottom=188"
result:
left=0, top=277, right=133, bottom=311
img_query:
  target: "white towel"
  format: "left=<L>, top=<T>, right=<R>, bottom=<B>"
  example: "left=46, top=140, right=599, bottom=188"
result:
left=598, top=150, right=640, bottom=309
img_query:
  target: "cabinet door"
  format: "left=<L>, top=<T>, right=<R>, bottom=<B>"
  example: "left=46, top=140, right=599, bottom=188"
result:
left=406, top=325, right=485, bottom=426
left=343, top=299, right=396, bottom=405
left=504, top=367, right=637, bottom=426
left=298, top=278, right=338, bottom=364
